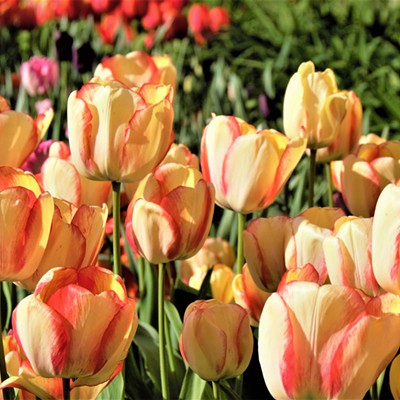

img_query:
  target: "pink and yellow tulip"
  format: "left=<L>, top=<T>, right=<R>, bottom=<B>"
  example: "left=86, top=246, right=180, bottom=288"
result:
left=200, top=115, right=306, bottom=214
left=0, top=96, right=53, bottom=168
left=38, top=141, right=112, bottom=207
left=12, top=266, right=138, bottom=386
left=0, top=166, right=54, bottom=282
left=258, top=281, right=400, bottom=399
left=179, top=299, right=253, bottom=381
left=125, top=163, right=215, bottom=264
left=67, top=78, right=174, bottom=183
left=283, top=61, right=349, bottom=149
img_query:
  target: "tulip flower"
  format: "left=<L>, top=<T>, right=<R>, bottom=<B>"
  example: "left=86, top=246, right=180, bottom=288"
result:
left=316, top=90, right=363, bottom=162
left=0, top=166, right=54, bottom=282
left=200, top=115, right=306, bottom=214
left=20, top=56, right=59, bottom=96
left=232, top=264, right=271, bottom=326
left=324, top=216, right=381, bottom=297
left=331, top=137, right=400, bottom=217
left=125, top=163, right=215, bottom=264
left=283, top=61, right=348, bottom=150
left=276, top=263, right=320, bottom=291
left=67, top=78, right=174, bottom=183
left=372, top=184, right=400, bottom=295
left=38, top=141, right=112, bottom=207
left=0, top=96, right=54, bottom=168
left=390, top=355, right=400, bottom=400
left=258, top=281, right=400, bottom=399
left=12, top=266, right=138, bottom=386
left=16, top=197, right=107, bottom=291
left=179, top=299, right=253, bottom=382
left=0, top=331, right=120, bottom=399
left=94, top=51, right=177, bottom=92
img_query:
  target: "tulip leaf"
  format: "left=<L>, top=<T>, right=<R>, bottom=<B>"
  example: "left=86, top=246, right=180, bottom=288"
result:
left=164, top=300, right=183, bottom=346
left=96, top=371, right=123, bottom=400
left=178, top=368, right=212, bottom=400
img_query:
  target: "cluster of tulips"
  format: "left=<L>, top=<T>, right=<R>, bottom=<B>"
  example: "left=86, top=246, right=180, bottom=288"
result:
left=2, top=46, right=400, bottom=400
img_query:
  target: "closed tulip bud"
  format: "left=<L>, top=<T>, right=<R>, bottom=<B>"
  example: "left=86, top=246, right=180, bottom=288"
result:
left=316, top=90, right=363, bottom=162
left=13, top=266, right=138, bottom=386
left=179, top=299, right=253, bottom=381
left=259, top=281, right=400, bottom=399
left=232, top=264, right=271, bottom=326
left=200, top=115, right=306, bottom=214
left=0, top=166, right=54, bottom=281
left=372, top=184, right=400, bottom=295
left=0, top=95, right=54, bottom=167
left=39, top=141, right=112, bottom=207
left=125, top=163, right=215, bottom=264
left=324, top=216, right=381, bottom=297
left=332, top=138, right=400, bottom=217
left=68, top=78, right=174, bottom=183
left=16, top=197, right=108, bottom=291
left=283, top=61, right=348, bottom=149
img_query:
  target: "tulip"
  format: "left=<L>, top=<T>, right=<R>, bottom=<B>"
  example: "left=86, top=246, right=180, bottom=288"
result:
left=316, top=90, right=363, bottom=162
left=208, top=7, right=230, bottom=33
left=324, top=216, right=381, bottom=297
left=12, top=266, right=138, bottom=386
left=276, top=263, right=320, bottom=291
left=258, top=281, right=400, bottom=399
left=38, top=141, right=112, bottom=207
left=200, top=115, right=306, bottom=214
left=331, top=137, right=400, bottom=217
left=0, top=166, right=54, bottom=282
left=68, top=78, right=174, bottom=183
left=94, top=51, right=177, bottom=92
left=20, top=56, right=59, bottom=96
left=0, top=95, right=54, bottom=167
left=16, top=197, right=107, bottom=291
left=372, top=184, right=400, bottom=295
left=179, top=299, right=253, bottom=381
left=232, top=264, right=271, bottom=326
left=283, top=61, right=349, bottom=149
left=179, top=236, right=235, bottom=284
left=0, top=331, right=120, bottom=399
left=125, top=163, right=215, bottom=264
left=390, top=355, right=400, bottom=400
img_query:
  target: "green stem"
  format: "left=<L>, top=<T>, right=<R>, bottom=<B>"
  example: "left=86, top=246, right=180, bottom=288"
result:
left=158, top=263, right=169, bottom=400
left=0, top=284, right=12, bottom=400
left=62, top=378, right=70, bottom=400
left=325, top=162, right=333, bottom=208
left=235, top=213, right=245, bottom=274
left=112, top=181, right=122, bottom=277
left=308, top=148, right=317, bottom=208
left=212, top=381, right=220, bottom=400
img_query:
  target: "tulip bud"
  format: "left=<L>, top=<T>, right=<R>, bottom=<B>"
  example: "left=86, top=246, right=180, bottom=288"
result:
left=283, top=61, right=348, bottom=149
left=179, top=299, right=253, bottom=381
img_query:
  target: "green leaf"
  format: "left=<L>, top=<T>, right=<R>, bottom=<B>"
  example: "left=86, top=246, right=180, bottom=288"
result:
left=164, top=301, right=183, bottom=345
left=96, top=371, right=123, bottom=400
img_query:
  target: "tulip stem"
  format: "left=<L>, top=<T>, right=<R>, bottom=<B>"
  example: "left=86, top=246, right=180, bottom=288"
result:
left=0, top=284, right=12, bottom=400
left=212, top=381, right=221, bottom=400
left=158, top=263, right=169, bottom=400
left=308, top=148, right=317, bottom=207
left=112, top=181, right=122, bottom=277
left=325, top=162, right=333, bottom=207
left=235, top=213, right=246, bottom=274
left=62, top=378, right=70, bottom=400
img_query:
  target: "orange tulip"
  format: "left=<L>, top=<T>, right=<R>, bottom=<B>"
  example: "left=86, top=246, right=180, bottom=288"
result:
left=0, top=166, right=54, bottom=282
left=200, top=115, right=306, bottom=214
left=38, top=141, right=112, bottom=207
left=372, top=184, right=400, bottom=295
left=283, top=61, right=348, bottom=149
left=0, top=95, right=53, bottom=167
left=324, top=216, right=381, bottom=297
left=0, top=331, right=120, bottom=399
left=390, top=354, right=400, bottom=400
left=16, top=197, right=107, bottom=291
left=67, top=78, right=174, bottom=183
left=316, top=90, right=362, bottom=162
left=179, top=299, right=253, bottom=381
left=125, top=163, right=215, bottom=264
left=93, top=51, right=177, bottom=92
left=13, top=266, right=138, bottom=386
left=259, top=281, right=400, bottom=399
